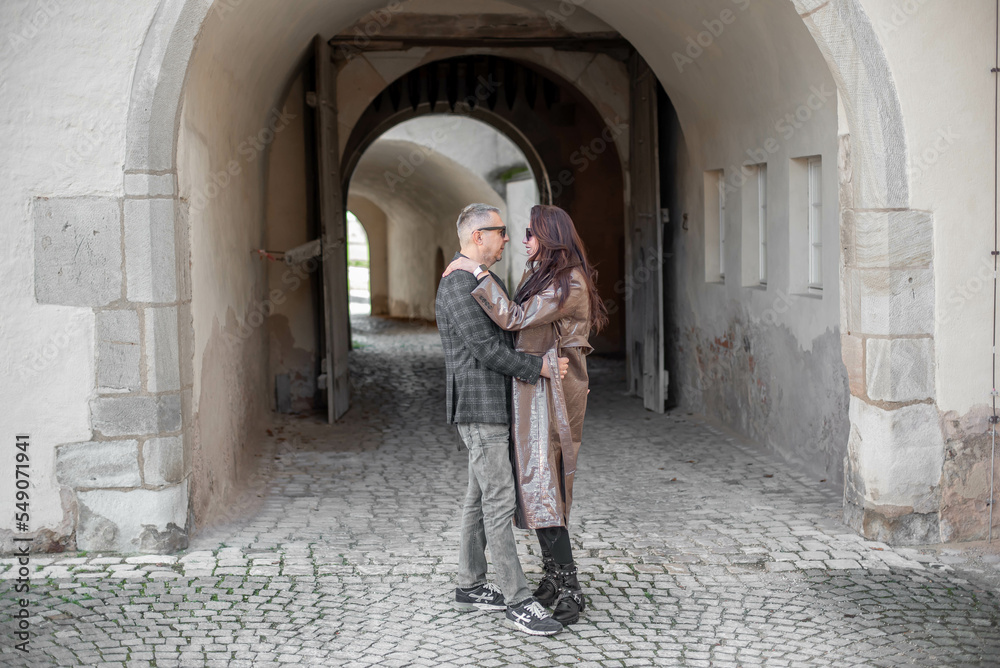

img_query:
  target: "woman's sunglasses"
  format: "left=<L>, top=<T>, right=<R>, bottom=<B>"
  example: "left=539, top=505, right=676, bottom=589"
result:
left=524, top=228, right=534, bottom=241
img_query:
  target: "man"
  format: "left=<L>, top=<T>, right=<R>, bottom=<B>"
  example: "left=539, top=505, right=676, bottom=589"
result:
left=435, top=203, right=565, bottom=636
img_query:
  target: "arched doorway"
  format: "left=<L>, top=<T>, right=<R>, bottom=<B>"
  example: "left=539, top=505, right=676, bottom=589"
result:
left=345, top=113, right=542, bottom=322
left=340, top=54, right=627, bottom=356
left=346, top=211, right=371, bottom=316
left=89, top=0, right=949, bottom=554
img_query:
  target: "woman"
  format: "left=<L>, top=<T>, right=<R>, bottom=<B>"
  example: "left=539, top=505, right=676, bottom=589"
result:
left=443, top=204, right=607, bottom=625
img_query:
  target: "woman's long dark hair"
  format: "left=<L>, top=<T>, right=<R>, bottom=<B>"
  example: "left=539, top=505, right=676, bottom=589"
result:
left=514, top=205, right=608, bottom=333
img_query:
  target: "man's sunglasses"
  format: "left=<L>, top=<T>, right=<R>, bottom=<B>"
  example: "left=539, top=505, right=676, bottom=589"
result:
left=477, top=226, right=507, bottom=237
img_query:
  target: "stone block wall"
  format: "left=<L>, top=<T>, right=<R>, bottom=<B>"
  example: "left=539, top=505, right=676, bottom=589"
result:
left=34, top=190, right=188, bottom=554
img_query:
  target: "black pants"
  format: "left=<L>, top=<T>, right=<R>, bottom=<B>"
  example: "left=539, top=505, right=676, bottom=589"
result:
left=535, top=526, right=573, bottom=564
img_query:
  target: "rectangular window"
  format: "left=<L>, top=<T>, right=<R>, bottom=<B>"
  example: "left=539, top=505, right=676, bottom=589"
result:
left=719, top=175, right=726, bottom=280
left=740, top=163, right=766, bottom=287
left=758, top=165, right=768, bottom=285
left=790, top=155, right=823, bottom=296
left=703, top=169, right=725, bottom=282
left=807, top=157, right=822, bottom=290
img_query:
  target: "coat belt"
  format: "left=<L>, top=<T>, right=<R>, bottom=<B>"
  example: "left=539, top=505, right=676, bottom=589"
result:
left=544, top=348, right=577, bottom=477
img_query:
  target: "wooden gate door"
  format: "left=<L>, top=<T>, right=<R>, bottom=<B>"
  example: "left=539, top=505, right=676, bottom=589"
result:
left=626, top=53, right=666, bottom=413
left=314, top=35, right=351, bottom=422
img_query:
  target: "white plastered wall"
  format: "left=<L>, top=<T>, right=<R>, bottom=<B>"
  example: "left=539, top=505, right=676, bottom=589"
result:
left=862, top=0, right=993, bottom=417
left=0, top=0, right=163, bottom=548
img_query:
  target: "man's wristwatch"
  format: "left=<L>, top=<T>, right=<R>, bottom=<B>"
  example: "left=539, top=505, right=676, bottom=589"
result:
left=474, top=264, right=489, bottom=279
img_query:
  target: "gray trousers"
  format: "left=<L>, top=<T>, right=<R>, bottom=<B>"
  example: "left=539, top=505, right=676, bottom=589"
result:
left=456, top=422, right=531, bottom=607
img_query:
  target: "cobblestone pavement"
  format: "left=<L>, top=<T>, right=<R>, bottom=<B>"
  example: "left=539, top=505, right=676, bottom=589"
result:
left=3, top=317, right=1000, bottom=667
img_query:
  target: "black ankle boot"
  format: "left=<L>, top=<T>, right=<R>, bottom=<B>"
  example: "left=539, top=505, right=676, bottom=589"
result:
left=533, top=556, right=559, bottom=607
left=552, top=563, right=585, bottom=625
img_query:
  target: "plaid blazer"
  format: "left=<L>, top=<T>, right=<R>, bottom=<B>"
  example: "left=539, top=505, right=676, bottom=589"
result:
left=435, top=253, right=542, bottom=425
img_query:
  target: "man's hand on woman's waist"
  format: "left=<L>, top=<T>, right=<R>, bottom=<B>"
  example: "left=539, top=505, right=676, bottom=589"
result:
left=539, top=356, right=569, bottom=380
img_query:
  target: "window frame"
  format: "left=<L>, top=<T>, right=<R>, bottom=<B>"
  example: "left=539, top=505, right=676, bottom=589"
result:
left=758, top=164, right=768, bottom=286
left=807, top=156, right=822, bottom=291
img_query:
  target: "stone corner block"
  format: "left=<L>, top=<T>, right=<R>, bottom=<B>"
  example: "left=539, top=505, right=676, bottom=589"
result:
left=847, top=397, right=944, bottom=512
left=91, top=394, right=182, bottom=438
left=843, top=501, right=940, bottom=546
left=144, top=306, right=181, bottom=392
left=34, top=196, right=122, bottom=307
left=124, top=172, right=176, bottom=198
left=56, top=440, right=141, bottom=488
left=96, top=310, right=141, bottom=393
left=866, top=337, right=934, bottom=402
left=840, top=333, right=865, bottom=396
left=790, top=0, right=829, bottom=16
left=124, top=198, right=177, bottom=303
left=839, top=208, right=856, bottom=268
left=853, top=210, right=932, bottom=269
left=857, top=267, right=934, bottom=336
left=77, top=482, right=189, bottom=554
left=142, top=436, right=184, bottom=486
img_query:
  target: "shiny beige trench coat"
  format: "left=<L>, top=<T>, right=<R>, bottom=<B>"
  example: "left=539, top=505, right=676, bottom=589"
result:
left=471, top=267, right=592, bottom=529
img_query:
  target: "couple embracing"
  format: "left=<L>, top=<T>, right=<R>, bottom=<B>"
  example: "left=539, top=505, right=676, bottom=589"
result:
left=435, top=202, right=607, bottom=636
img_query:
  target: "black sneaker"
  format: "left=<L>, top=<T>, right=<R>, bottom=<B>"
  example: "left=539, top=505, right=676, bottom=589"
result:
left=505, top=597, right=563, bottom=635
left=455, top=582, right=506, bottom=611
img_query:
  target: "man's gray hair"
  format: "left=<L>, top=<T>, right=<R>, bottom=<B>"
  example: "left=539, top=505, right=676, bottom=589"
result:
left=456, top=203, right=501, bottom=243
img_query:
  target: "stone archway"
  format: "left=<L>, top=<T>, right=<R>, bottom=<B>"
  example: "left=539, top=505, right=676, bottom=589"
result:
left=340, top=53, right=627, bottom=353
left=341, top=69, right=554, bottom=206
left=83, top=0, right=936, bottom=553
left=796, top=1, right=937, bottom=543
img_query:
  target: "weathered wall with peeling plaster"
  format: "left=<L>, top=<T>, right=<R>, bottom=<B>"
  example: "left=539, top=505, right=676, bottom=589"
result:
left=605, top=0, right=850, bottom=487
left=174, top=1, right=288, bottom=529
left=264, top=74, right=320, bottom=414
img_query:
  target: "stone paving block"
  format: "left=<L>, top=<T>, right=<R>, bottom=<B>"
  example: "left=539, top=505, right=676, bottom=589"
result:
left=3, top=319, right=1000, bottom=667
